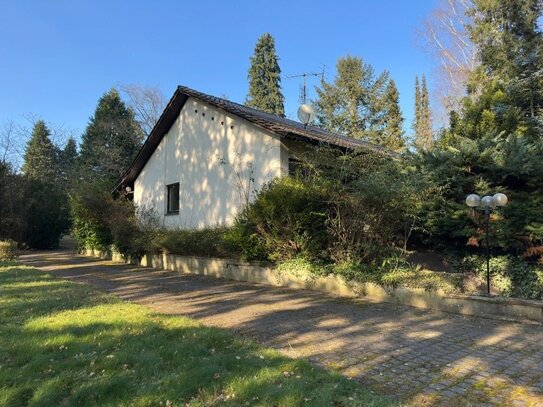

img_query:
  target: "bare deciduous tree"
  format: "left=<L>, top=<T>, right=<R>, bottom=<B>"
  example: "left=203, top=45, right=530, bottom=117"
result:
left=119, top=84, right=166, bottom=136
left=0, top=120, right=17, bottom=164
left=419, top=0, right=478, bottom=118
left=1, top=116, right=78, bottom=171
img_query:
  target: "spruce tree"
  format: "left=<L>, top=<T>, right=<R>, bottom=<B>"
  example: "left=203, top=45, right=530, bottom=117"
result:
left=79, top=89, right=143, bottom=185
left=246, top=33, right=285, bottom=117
left=381, top=80, right=405, bottom=151
left=22, top=120, right=58, bottom=183
left=315, top=55, right=389, bottom=140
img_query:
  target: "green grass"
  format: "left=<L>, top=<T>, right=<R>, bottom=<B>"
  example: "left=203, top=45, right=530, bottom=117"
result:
left=0, top=262, right=395, bottom=407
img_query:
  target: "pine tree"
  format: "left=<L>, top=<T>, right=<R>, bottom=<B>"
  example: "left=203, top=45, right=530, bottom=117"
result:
left=246, top=33, right=285, bottom=117
left=79, top=89, right=143, bottom=185
left=22, top=120, right=58, bottom=183
left=413, top=75, right=433, bottom=150
left=315, top=55, right=389, bottom=140
left=380, top=80, right=405, bottom=151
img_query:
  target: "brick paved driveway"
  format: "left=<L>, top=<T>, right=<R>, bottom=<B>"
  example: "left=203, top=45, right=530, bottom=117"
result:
left=21, top=249, right=543, bottom=406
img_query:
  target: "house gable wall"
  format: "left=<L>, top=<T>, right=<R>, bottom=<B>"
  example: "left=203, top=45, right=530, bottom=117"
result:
left=134, top=97, right=287, bottom=229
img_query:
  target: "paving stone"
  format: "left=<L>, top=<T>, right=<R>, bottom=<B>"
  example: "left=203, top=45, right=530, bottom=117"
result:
left=21, top=248, right=543, bottom=407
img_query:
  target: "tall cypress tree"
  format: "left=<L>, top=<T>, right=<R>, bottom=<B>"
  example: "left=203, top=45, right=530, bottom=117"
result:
left=79, top=89, right=143, bottom=185
left=413, top=75, right=433, bottom=150
left=413, top=76, right=421, bottom=140
left=246, top=33, right=285, bottom=117
left=420, top=75, right=433, bottom=147
left=381, top=80, right=405, bottom=151
left=22, top=120, right=58, bottom=183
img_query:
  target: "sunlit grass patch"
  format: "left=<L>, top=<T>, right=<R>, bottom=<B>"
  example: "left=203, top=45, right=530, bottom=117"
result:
left=0, top=262, right=395, bottom=406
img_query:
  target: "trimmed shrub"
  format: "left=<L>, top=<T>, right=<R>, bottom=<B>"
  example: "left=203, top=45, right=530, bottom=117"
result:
left=71, top=181, right=159, bottom=259
left=231, top=177, right=330, bottom=261
left=153, top=227, right=241, bottom=258
left=0, top=240, right=18, bottom=261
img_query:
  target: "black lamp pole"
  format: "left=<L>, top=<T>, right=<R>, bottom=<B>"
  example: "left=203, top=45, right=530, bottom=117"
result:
left=465, top=193, right=508, bottom=297
left=484, top=207, right=491, bottom=296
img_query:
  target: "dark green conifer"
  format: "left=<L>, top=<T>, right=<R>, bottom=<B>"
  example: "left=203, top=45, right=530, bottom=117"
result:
left=413, top=75, right=433, bottom=150
left=22, top=120, right=58, bottom=183
left=381, top=80, right=405, bottom=151
left=246, top=33, right=285, bottom=117
left=79, top=89, right=143, bottom=185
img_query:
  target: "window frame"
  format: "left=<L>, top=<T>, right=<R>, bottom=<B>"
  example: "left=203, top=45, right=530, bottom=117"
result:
left=166, top=182, right=180, bottom=215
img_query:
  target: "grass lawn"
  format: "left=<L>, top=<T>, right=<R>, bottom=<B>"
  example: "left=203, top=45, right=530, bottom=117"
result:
left=0, top=262, right=396, bottom=407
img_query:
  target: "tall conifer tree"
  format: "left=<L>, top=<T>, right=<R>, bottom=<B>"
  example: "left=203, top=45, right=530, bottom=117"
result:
left=22, top=120, right=58, bottom=183
left=315, top=55, right=389, bottom=140
left=79, top=89, right=143, bottom=185
left=381, top=80, right=405, bottom=151
left=413, top=75, right=433, bottom=150
left=413, top=76, right=421, bottom=139
left=246, top=33, right=285, bottom=117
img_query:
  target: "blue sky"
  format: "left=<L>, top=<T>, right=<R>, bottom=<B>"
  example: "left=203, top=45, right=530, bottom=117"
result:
left=0, top=0, right=439, bottom=145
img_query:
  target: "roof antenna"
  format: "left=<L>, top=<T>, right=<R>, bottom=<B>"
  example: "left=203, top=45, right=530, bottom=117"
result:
left=285, top=66, right=324, bottom=126
left=285, top=67, right=324, bottom=104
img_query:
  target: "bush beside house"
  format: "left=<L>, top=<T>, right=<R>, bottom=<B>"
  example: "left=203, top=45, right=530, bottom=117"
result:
left=71, top=153, right=543, bottom=301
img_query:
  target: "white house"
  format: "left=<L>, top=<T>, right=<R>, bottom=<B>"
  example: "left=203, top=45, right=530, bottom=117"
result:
left=115, top=86, right=386, bottom=229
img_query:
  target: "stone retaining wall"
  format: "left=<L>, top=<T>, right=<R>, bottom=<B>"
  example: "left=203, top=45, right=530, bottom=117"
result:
left=84, top=249, right=543, bottom=324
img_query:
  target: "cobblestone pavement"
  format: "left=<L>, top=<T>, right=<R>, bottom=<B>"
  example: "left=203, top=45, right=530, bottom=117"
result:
left=21, top=249, right=543, bottom=406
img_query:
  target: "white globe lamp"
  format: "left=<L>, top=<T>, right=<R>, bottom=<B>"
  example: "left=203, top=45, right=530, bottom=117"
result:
left=465, top=194, right=481, bottom=208
left=297, top=104, right=315, bottom=126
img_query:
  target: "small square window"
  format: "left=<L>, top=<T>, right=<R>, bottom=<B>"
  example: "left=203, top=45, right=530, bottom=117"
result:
left=166, top=183, right=180, bottom=214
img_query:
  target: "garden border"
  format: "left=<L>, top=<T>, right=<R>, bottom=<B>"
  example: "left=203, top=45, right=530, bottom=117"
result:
left=84, top=248, right=543, bottom=324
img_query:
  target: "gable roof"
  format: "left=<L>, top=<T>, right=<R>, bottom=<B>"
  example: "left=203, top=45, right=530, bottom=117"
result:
left=115, top=85, right=392, bottom=191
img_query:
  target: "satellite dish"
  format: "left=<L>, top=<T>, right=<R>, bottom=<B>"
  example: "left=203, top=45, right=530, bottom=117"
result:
left=297, top=104, right=315, bottom=125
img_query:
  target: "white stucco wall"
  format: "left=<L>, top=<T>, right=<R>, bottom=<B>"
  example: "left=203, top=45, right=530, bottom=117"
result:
left=134, top=97, right=288, bottom=229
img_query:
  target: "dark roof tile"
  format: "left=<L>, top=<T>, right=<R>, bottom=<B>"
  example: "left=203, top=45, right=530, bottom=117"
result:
left=115, top=85, right=392, bottom=191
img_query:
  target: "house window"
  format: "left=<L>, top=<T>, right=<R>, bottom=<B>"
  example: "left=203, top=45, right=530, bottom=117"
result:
left=288, top=158, right=310, bottom=178
left=166, top=183, right=180, bottom=214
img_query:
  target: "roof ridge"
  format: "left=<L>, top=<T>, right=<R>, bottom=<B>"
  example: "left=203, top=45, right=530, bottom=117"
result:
left=114, top=85, right=394, bottom=192
left=176, top=85, right=387, bottom=153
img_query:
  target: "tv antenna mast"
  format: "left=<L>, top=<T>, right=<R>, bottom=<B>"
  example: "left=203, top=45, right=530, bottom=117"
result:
left=285, top=66, right=325, bottom=104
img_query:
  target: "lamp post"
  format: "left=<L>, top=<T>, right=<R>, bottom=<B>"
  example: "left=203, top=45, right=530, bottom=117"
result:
left=465, top=192, right=508, bottom=296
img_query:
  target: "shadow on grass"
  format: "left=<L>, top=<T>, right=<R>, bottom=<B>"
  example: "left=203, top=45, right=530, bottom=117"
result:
left=17, top=250, right=543, bottom=406
left=0, top=263, right=394, bottom=407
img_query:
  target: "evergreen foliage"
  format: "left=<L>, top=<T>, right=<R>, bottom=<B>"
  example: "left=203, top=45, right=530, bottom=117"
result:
left=0, top=162, right=25, bottom=243
left=417, top=0, right=543, bottom=264
left=413, top=75, right=433, bottom=150
left=79, top=89, right=143, bottom=185
left=22, top=120, right=58, bottom=183
left=22, top=179, right=70, bottom=248
left=58, top=137, right=78, bottom=188
left=246, top=33, right=285, bottom=117
left=315, top=56, right=390, bottom=141
left=378, top=80, right=405, bottom=151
